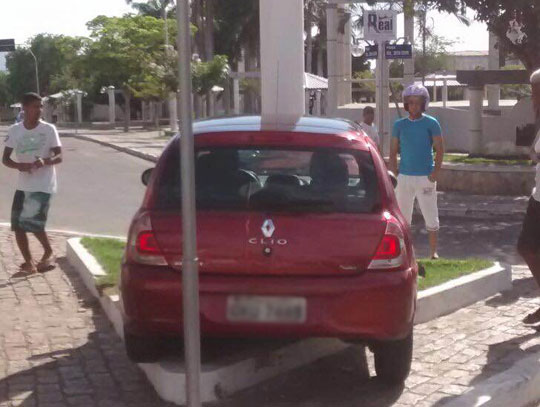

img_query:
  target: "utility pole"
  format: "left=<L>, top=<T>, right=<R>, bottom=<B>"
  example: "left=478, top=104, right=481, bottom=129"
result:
left=28, top=49, right=40, bottom=95
left=176, top=0, right=201, bottom=406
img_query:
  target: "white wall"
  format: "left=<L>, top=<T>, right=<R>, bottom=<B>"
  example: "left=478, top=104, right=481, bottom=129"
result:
left=91, top=104, right=125, bottom=121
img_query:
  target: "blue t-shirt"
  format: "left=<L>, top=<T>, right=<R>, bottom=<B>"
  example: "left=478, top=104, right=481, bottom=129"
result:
left=392, top=114, right=442, bottom=176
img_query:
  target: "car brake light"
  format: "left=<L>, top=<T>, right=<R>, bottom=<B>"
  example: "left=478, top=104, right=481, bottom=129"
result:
left=137, top=231, right=161, bottom=254
left=368, top=212, right=407, bottom=270
left=126, top=211, right=167, bottom=266
left=373, top=235, right=401, bottom=259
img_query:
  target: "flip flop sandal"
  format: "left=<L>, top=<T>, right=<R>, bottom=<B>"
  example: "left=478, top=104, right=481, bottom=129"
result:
left=523, top=309, right=540, bottom=325
left=20, top=262, right=38, bottom=274
left=37, top=256, right=56, bottom=272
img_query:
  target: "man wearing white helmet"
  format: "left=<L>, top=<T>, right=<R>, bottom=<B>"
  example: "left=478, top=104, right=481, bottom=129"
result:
left=389, top=84, right=444, bottom=259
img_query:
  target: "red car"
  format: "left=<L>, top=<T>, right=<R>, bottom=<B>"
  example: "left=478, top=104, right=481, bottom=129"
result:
left=121, top=116, right=418, bottom=383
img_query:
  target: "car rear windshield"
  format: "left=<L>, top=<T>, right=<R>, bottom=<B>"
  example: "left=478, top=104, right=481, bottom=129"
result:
left=154, top=146, right=380, bottom=213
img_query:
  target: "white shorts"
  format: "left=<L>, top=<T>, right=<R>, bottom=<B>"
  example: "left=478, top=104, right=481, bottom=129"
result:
left=395, top=174, right=440, bottom=232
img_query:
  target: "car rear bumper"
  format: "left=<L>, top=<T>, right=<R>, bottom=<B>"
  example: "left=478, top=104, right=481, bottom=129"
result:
left=121, top=263, right=416, bottom=341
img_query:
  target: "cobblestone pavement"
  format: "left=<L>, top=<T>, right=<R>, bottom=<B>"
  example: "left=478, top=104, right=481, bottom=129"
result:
left=1, top=228, right=540, bottom=406
left=0, top=228, right=174, bottom=407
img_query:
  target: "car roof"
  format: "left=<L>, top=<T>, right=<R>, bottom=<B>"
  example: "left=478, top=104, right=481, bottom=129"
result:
left=192, top=115, right=362, bottom=136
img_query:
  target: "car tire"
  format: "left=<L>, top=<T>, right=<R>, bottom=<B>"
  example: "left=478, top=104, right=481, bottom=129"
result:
left=124, top=331, right=165, bottom=363
left=372, top=331, right=413, bottom=385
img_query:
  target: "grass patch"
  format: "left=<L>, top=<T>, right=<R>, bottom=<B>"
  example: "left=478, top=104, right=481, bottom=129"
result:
left=418, top=258, right=493, bottom=291
left=444, top=154, right=531, bottom=166
left=80, top=237, right=125, bottom=291
left=79, top=238, right=493, bottom=293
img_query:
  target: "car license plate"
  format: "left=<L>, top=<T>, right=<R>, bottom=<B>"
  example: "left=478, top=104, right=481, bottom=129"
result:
left=226, top=296, right=307, bottom=323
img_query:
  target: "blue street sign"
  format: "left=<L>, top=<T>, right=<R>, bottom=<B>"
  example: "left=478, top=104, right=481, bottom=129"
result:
left=385, top=43, right=412, bottom=59
left=364, top=44, right=378, bottom=59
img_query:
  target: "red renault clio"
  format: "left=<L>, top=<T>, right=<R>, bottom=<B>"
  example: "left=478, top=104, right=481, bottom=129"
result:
left=121, top=116, right=418, bottom=383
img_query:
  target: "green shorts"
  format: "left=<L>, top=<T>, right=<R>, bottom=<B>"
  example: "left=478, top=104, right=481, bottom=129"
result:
left=11, top=190, right=52, bottom=233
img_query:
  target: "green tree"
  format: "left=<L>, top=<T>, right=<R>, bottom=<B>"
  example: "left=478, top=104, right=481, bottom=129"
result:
left=84, top=14, right=177, bottom=131
left=0, top=71, right=13, bottom=107
left=423, top=0, right=540, bottom=73
left=5, top=34, right=86, bottom=99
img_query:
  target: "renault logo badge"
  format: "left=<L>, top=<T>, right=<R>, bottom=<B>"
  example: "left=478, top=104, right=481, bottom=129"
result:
left=261, top=219, right=275, bottom=238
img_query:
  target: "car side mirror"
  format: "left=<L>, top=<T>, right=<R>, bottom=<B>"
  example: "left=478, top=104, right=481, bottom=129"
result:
left=141, top=168, right=154, bottom=186
left=388, top=170, right=398, bottom=188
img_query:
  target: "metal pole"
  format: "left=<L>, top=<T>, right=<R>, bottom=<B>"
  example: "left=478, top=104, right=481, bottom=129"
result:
left=176, top=0, right=201, bottom=406
left=28, top=49, right=39, bottom=95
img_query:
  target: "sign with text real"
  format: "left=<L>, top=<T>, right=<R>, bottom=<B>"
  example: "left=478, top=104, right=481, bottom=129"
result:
left=363, top=11, right=397, bottom=41
left=385, top=43, right=413, bottom=59
left=0, top=39, right=15, bottom=52
left=364, top=44, right=379, bottom=59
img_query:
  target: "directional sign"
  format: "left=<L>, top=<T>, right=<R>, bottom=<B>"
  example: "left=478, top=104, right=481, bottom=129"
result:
left=0, top=39, right=15, bottom=52
left=363, top=44, right=378, bottom=59
left=363, top=11, right=397, bottom=41
left=385, top=43, right=413, bottom=59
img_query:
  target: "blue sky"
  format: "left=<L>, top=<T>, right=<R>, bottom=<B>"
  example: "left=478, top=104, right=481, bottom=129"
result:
left=0, top=0, right=488, bottom=72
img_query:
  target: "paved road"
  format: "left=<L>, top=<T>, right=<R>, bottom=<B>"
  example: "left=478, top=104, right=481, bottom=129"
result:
left=0, top=135, right=151, bottom=237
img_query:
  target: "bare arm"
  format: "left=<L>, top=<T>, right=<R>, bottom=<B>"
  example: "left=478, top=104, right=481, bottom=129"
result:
left=429, top=135, right=444, bottom=182
left=389, top=137, right=399, bottom=175
left=529, top=130, right=540, bottom=164
left=34, top=146, right=63, bottom=169
left=2, top=147, right=32, bottom=172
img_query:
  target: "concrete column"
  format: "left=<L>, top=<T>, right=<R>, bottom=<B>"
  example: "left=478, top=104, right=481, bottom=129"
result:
left=487, top=31, right=500, bottom=109
left=107, top=86, right=115, bottom=125
left=305, top=90, right=311, bottom=115
left=442, top=79, right=448, bottom=108
left=469, top=86, right=484, bottom=154
left=343, top=10, right=352, bottom=105
left=260, top=0, right=304, bottom=120
left=326, top=3, right=338, bottom=117
left=336, top=6, right=345, bottom=106
left=433, top=80, right=437, bottom=103
left=233, top=78, right=240, bottom=114
left=141, top=101, right=147, bottom=123
left=76, top=92, right=83, bottom=124
left=315, top=90, right=321, bottom=116
left=376, top=42, right=390, bottom=155
left=208, top=92, right=216, bottom=117
left=403, top=0, right=415, bottom=87
left=168, top=92, right=178, bottom=132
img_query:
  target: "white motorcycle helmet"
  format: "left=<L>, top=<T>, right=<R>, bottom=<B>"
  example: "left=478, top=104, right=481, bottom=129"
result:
left=402, top=84, right=430, bottom=112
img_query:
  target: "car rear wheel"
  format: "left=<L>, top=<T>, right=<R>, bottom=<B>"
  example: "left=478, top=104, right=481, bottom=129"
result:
left=372, top=331, right=413, bottom=385
left=124, top=331, right=166, bottom=363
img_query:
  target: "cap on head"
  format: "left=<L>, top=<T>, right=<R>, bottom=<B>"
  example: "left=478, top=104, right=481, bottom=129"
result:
left=403, top=84, right=430, bottom=112
left=21, top=92, right=42, bottom=107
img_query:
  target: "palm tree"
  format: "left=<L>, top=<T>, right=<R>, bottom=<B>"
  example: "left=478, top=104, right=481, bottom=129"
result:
left=125, top=0, right=174, bottom=19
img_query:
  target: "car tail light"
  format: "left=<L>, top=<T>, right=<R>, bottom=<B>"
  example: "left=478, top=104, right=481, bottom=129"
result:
left=126, top=211, right=168, bottom=266
left=368, top=212, right=407, bottom=270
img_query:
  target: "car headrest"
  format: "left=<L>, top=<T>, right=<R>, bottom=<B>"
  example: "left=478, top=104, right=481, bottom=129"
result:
left=265, top=174, right=302, bottom=188
left=310, top=152, right=349, bottom=188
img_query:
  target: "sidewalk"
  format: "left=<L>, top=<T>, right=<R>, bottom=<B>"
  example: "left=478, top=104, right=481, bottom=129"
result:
left=1, top=228, right=540, bottom=406
left=62, top=127, right=530, bottom=219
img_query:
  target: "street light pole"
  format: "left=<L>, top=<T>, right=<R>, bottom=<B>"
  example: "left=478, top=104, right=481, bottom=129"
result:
left=176, top=1, right=202, bottom=406
left=28, top=49, right=39, bottom=95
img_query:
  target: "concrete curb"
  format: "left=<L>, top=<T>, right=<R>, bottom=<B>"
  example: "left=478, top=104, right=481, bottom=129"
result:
left=66, top=237, right=349, bottom=404
left=415, top=262, right=512, bottom=324
left=443, top=351, right=540, bottom=407
left=67, top=133, right=158, bottom=163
